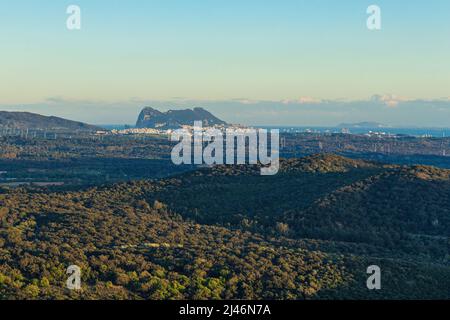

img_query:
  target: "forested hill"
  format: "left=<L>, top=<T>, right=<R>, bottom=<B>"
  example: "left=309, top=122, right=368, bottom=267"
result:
left=147, top=154, right=450, bottom=246
left=0, top=154, right=449, bottom=299
left=0, top=111, right=100, bottom=131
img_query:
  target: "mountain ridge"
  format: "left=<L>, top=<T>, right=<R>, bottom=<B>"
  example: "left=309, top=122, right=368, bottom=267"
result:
left=0, top=111, right=101, bottom=131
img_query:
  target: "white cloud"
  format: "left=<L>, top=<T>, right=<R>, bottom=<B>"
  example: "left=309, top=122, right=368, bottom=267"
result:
left=370, top=94, right=411, bottom=108
left=282, top=97, right=322, bottom=105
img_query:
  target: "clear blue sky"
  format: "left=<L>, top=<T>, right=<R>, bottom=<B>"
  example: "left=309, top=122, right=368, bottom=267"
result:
left=0, top=0, right=449, bottom=125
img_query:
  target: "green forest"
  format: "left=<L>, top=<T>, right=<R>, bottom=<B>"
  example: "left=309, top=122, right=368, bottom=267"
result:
left=1, top=154, right=449, bottom=299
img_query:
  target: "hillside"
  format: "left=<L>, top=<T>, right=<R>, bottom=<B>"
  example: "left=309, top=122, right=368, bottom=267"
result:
left=136, top=107, right=227, bottom=129
left=0, top=186, right=352, bottom=299
left=284, top=165, right=450, bottom=245
left=0, top=111, right=100, bottom=131
left=141, top=154, right=450, bottom=261
left=0, top=154, right=449, bottom=299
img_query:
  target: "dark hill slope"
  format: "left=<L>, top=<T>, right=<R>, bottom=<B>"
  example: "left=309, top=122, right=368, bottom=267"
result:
left=145, top=154, right=386, bottom=225
left=137, top=155, right=449, bottom=260
left=285, top=165, right=450, bottom=244
left=0, top=111, right=100, bottom=131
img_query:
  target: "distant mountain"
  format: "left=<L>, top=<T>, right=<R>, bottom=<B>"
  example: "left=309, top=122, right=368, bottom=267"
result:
left=0, top=111, right=100, bottom=131
left=337, top=121, right=388, bottom=128
left=136, top=107, right=227, bottom=129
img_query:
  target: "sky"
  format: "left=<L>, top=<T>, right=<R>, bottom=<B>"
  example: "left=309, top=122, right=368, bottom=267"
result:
left=0, top=0, right=449, bottom=126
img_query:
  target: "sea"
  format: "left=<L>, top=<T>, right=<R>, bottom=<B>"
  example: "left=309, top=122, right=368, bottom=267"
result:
left=259, top=126, right=450, bottom=138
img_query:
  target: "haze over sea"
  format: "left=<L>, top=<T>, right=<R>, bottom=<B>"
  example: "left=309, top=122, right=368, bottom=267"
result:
left=264, top=127, right=450, bottom=138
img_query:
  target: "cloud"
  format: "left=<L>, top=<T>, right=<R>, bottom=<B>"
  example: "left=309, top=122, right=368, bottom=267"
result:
left=370, top=94, right=411, bottom=108
left=231, top=98, right=262, bottom=105
left=282, top=97, right=323, bottom=105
